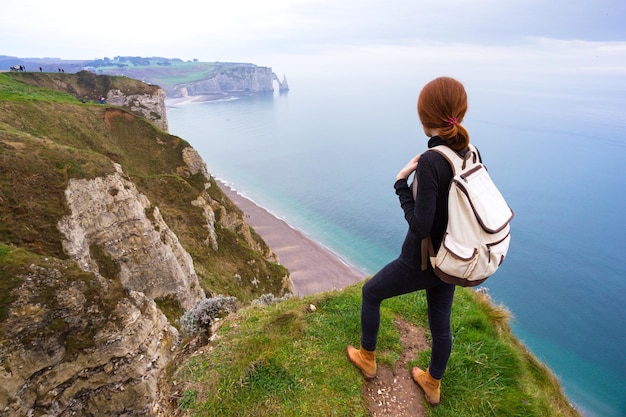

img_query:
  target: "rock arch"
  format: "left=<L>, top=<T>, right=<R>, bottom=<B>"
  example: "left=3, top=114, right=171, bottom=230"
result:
left=272, top=73, right=290, bottom=93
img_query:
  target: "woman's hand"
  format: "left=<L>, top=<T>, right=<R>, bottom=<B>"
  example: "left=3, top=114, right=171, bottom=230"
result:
left=396, top=154, right=421, bottom=181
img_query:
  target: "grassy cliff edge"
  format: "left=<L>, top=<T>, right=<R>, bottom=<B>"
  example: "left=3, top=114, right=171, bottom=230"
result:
left=167, top=284, right=581, bottom=416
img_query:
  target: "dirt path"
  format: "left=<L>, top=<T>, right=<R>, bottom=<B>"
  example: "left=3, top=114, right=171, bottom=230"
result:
left=363, top=319, right=430, bottom=417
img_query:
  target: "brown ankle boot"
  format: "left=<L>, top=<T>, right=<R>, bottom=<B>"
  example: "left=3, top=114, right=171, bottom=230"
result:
left=411, top=366, right=441, bottom=406
left=346, top=345, right=376, bottom=380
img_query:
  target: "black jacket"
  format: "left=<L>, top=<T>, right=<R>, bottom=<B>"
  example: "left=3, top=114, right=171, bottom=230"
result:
left=393, top=136, right=464, bottom=271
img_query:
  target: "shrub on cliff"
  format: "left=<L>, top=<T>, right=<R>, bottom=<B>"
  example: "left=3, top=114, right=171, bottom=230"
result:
left=180, top=295, right=239, bottom=337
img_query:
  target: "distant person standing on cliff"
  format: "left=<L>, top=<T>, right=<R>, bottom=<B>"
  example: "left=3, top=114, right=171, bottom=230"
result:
left=347, top=76, right=472, bottom=407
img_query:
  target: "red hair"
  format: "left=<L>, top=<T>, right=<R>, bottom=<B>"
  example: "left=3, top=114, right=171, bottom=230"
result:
left=417, top=77, right=469, bottom=151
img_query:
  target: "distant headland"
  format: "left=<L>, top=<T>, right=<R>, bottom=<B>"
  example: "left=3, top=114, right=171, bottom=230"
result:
left=0, top=55, right=289, bottom=100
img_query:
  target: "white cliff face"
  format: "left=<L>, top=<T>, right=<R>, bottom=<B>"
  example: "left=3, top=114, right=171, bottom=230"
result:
left=57, top=163, right=205, bottom=311
left=106, top=88, right=169, bottom=131
left=191, top=194, right=219, bottom=252
left=172, top=65, right=277, bottom=97
left=182, top=147, right=219, bottom=251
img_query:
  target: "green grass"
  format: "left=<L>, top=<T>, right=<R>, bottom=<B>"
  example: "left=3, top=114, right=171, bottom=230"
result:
left=170, top=284, right=580, bottom=417
left=0, top=243, right=25, bottom=322
left=0, top=126, right=114, bottom=257
left=412, top=289, right=562, bottom=417
left=90, top=60, right=234, bottom=86
left=2, top=71, right=157, bottom=104
left=172, top=286, right=369, bottom=416
left=0, top=73, right=80, bottom=103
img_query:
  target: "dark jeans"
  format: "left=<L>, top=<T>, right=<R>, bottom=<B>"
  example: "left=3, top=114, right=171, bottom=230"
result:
left=360, top=258, right=456, bottom=380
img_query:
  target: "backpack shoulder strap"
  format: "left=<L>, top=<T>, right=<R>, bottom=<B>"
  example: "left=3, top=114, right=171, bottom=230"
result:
left=429, top=144, right=479, bottom=175
left=412, top=144, right=480, bottom=198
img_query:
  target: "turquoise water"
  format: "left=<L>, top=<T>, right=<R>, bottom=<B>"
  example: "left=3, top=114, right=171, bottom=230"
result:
left=167, top=75, right=626, bottom=417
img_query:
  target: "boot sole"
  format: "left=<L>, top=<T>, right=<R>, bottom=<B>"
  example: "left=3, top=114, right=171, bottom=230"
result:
left=360, top=370, right=376, bottom=381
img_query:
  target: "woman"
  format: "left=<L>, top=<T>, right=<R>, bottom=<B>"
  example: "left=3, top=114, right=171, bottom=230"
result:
left=347, top=76, right=472, bottom=406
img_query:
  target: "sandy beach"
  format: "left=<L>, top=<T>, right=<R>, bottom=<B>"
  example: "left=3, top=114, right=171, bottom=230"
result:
left=165, top=95, right=226, bottom=107
left=216, top=180, right=368, bottom=296
left=165, top=93, right=255, bottom=108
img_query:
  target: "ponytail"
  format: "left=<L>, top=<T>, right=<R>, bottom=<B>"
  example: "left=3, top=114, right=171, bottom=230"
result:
left=438, top=120, right=470, bottom=151
left=417, top=77, right=470, bottom=151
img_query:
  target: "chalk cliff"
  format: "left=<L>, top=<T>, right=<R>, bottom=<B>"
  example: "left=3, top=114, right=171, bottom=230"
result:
left=0, top=260, right=179, bottom=416
left=169, top=63, right=283, bottom=98
left=57, top=162, right=205, bottom=311
left=105, top=87, right=168, bottom=131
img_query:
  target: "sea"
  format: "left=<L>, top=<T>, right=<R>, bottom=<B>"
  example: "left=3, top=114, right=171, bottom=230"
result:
left=167, top=73, right=626, bottom=417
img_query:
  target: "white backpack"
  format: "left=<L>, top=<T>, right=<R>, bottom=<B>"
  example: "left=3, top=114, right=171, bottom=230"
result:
left=413, top=144, right=514, bottom=287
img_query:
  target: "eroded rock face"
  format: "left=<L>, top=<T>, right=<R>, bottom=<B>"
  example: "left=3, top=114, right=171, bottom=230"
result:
left=0, top=262, right=178, bottom=416
left=182, top=147, right=210, bottom=179
left=57, top=163, right=205, bottom=311
left=0, top=161, right=209, bottom=415
left=106, top=88, right=169, bottom=131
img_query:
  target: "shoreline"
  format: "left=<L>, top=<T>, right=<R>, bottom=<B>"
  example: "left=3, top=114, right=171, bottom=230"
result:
left=165, top=92, right=262, bottom=108
left=165, top=94, right=234, bottom=107
left=215, top=179, right=368, bottom=296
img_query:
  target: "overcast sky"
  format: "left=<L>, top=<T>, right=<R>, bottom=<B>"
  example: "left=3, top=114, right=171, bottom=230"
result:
left=1, top=0, right=625, bottom=83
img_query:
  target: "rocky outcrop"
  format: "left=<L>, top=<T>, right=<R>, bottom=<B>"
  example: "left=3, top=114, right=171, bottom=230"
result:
left=58, top=163, right=205, bottom=311
left=0, top=260, right=179, bottom=416
left=106, top=88, right=169, bottom=131
left=181, top=147, right=210, bottom=179
left=273, top=73, right=290, bottom=92
left=0, top=160, right=207, bottom=416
